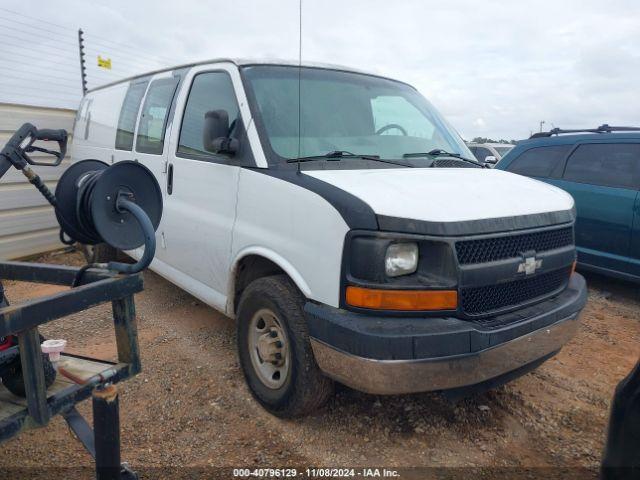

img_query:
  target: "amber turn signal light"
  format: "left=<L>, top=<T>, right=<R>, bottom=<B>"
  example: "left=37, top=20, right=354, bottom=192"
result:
left=345, top=286, right=458, bottom=311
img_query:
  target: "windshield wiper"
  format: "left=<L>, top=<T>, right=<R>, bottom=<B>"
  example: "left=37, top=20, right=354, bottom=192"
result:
left=403, top=149, right=487, bottom=168
left=287, top=150, right=414, bottom=168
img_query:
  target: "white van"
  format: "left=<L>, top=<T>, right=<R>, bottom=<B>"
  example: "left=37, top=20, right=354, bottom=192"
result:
left=72, top=59, right=587, bottom=417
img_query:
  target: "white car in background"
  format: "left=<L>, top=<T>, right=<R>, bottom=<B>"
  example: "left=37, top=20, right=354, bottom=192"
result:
left=468, top=142, right=515, bottom=166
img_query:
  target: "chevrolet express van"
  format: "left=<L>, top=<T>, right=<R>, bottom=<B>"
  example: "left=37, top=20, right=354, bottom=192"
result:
left=72, top=59, right=587, bottom=417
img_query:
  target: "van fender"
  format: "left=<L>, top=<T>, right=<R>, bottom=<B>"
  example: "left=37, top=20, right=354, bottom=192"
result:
left=226, top=246, right=312, bottom=317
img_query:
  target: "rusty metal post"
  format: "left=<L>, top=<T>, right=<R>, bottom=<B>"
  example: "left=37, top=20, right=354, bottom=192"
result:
left=112, top=294, right=141, bottom=375
left=19, top=327, right=49, bottom=426
left=93, top=384, right=121, bottom=480
left=3, top=282, right=49, bottom=426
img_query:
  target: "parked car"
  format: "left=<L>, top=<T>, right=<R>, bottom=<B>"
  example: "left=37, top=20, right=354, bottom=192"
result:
left=496, top=125, right=640, bottom=282
left=468, top=142, right=515, bottom=166
left=71, top=59, right=586, bottom=417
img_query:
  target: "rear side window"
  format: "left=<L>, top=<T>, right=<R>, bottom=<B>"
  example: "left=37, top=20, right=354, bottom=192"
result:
left=115, top=81, right=148, bottom=150
left=178, top=72, right=240, bottom=158
left=507, top=145, right=570, bottom=177
left=563, top=143, right=640, bottom=189
left=136, top=78, right=179, bottom=155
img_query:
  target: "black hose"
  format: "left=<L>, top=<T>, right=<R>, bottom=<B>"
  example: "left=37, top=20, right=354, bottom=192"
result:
left=70, top=197, right=156, bottom=283
left=75, top=170, right=102, bottom=244
left=59, top=228, right=75, bottom=246
left=22, top=167, right=57, bottom=207
left=106, top=198, right=156, bottom=274
left=71, top=263, right=102, bottom=288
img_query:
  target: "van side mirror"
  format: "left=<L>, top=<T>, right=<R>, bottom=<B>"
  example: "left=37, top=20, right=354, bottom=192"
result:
left=484, top=155, right=498, bottom=165
left=203, top=110, right=238, bottom=155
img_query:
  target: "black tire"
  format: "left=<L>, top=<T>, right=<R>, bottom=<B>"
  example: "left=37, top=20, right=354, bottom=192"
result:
left=236, top=275, right=334, bottom=417
left=2, top=353, right=57, bottom=397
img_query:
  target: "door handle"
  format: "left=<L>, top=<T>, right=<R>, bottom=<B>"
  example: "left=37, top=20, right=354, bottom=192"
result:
left=167, top=163, right=174, bottom=195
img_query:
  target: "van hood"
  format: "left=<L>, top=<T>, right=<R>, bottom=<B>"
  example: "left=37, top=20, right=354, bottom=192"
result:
left=304, top=168, right=575, bottom=233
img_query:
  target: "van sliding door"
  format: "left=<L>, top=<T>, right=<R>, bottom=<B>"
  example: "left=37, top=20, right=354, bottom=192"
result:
left=130, top=75, right=181, bottom=264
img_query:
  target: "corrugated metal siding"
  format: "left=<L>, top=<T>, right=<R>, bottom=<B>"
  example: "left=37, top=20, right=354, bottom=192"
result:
left=0, top=102, right=76, bottom=260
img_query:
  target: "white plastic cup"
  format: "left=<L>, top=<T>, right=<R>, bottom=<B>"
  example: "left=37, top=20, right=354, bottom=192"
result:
left=41, top=339, right=67, bottom=362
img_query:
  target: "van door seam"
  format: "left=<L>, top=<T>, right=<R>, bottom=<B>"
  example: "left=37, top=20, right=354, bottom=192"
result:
left=229, top=168, right=242, bottom=283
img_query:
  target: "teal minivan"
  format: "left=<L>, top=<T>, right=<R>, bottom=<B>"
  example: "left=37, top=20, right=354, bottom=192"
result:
left=496, top=126, right=640, bottom=282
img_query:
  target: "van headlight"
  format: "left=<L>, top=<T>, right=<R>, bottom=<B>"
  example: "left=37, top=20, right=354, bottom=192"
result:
left=385, top=242, right=419, bottom=277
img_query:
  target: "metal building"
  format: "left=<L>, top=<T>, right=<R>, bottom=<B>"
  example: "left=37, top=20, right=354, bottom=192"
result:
left=0, top=102, right=75, bottom=260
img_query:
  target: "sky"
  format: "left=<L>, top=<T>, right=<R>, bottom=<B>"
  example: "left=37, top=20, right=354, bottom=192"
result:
left=0, top=0, right=638, bottom=141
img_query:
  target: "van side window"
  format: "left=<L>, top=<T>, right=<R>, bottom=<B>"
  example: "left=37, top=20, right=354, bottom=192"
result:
left=136, top=78, right=179, bottom=155
left=563, top=143, right=640, bottom=189
left=178, top=72, right=240, bottom=158
left=507, top=145, right=570, bottom=178
left=115, top=81, right=148, bottom=150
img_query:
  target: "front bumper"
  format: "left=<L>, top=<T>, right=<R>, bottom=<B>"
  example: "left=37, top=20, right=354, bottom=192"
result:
left=305, top=273, right=587, bottom=395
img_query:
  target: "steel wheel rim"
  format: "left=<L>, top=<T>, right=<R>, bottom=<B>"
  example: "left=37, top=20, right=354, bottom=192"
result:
left=248, top=308, right=290, bottom=389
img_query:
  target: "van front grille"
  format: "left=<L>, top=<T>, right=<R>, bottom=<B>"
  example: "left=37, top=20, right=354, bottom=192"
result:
left=460, top=267, right=571, bottom=317
left=456, top=226, right=573, bottom=265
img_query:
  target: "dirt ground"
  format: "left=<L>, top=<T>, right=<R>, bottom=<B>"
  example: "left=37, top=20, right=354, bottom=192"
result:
left=0, top=249, right=638, bottom=479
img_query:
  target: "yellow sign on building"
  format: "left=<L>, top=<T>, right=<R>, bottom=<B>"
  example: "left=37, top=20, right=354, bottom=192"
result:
left=97, top=55, right=112, bottom=70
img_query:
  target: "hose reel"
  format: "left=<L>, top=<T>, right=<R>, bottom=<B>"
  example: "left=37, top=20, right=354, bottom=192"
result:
left=55, top=160, right=163, bottom=274
left=0, top=123, right=162, bottom=278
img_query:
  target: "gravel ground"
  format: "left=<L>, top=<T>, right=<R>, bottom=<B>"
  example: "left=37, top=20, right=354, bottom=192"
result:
left=0, top=250, right=638, bottom=479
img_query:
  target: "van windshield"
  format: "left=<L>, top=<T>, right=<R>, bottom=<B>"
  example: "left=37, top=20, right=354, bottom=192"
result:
left=241, top=65, right=472, bottom=166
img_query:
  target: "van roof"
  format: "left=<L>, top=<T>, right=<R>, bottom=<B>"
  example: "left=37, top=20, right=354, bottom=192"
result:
left=86, top=57, right=386, bottom=93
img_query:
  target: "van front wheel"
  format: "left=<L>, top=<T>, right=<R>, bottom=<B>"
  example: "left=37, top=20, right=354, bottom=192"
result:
left=236, top=275, right=334, bottom=417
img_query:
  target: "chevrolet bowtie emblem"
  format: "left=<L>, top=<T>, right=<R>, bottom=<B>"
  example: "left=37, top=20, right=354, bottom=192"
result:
left=518, top=256, right=542, bottom=275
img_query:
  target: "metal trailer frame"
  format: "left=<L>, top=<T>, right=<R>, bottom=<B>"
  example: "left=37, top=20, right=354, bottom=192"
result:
left=0, top=260, right=143, bottom=480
